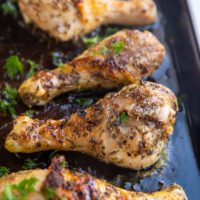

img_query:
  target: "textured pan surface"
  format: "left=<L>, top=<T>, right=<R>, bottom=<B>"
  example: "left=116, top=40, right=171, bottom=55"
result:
left=0, top=0, right=200, bottom=199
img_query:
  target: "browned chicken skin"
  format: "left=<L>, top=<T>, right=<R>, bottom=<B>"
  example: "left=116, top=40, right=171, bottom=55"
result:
left=19, top=30, right=165, bottom=106
left=19, top=0, right=157, bottom=41
left=0, top=157, right=188, bottom=200
left=6, top=82, right=178, bottom=170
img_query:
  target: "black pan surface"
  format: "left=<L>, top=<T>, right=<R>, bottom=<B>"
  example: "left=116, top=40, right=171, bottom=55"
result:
left=0, top=0, right=200, bottom=199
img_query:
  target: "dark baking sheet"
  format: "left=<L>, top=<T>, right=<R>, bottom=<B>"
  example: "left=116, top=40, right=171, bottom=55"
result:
left=0, top=0, right=200, bottom=199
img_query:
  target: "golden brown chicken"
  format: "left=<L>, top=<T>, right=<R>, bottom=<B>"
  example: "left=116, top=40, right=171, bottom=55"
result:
left=0, top=157, right=188, bottom=200
left=6, top=82, right=178, bottom=170
left=19, top=30, right=165, bottom=106
left=19, top=0, right=157, bottom=41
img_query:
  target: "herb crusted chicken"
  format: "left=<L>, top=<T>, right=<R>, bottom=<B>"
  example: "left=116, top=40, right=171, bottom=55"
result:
left=19, top=0, right=157, bottom=41
left=0, top=157, right=187, bottom=200
left=6, top=82, right=178, bottom=170
left=19, top=30, right=165, bottom=106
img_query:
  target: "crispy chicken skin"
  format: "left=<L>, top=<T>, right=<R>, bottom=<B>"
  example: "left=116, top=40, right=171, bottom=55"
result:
left=19, top=30, right=165, bottom=106
left=0, top=157, right=188, bottom=200
left=6, top=82, right=178, bottom=170
left=19, top=0, right=157, bottom=41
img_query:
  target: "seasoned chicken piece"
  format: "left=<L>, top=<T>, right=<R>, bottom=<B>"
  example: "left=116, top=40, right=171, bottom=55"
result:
left=19, top=30, right=165, bottom=106
left=19, top=0, right=157, bottom=41
left=6, top=82, right=178, bottom=170
left=0, top=157, right=187, bottom=200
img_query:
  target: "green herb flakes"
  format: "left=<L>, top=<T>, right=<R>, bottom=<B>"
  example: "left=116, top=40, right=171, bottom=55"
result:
left=120, top=112, right=129, bottom=124
left=22, top=159, right=37, bottom=170
left=0, top=84, right=18, bottom=117
left=26, top=60, right=39, bottom=78
left=82, top=35, right=101, bottom=47
left=43, top=187, right=56, bottom=200
left=0, top=166, right=10, bottom=178
left=4, top=56, right=24, bottom=79
left=112, top=41, right=125, bottom=54
left=76, top=98, right=93, bottom=107
left=25, top=109, right=36, bottom=118
left=2, top=177, right=38, bottom=200
left=1, top=0, right=18, bottom=18
left=99, top=46, right=108, bottom=54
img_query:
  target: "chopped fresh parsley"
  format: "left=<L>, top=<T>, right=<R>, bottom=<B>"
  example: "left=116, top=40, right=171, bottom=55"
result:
left=82, top=35, right=102, bottom=47
left=22, top=158, right=46, bottom=170
left=43, top=187, right=56, bottom=200
left=25, top=109, right=36, bottom=118
left=26, top=60, right=39, bottom=78
left=99, top=46, right=108, bottom=54
left=0, top=166, right=10, bottom=178
left=52, top=52, right=64, bottom=67
left=22, top=158, right=37, bottom=170
left=4, top=56, right=24, bottom=79
left=112, top=41, right=125, bottom=54
left=104, top=27, right=119, bottom=37
left=0, top=84, right=18, bottom=117
left=2, top=177, right=38, bottom=200
left=1, top=0, right=18, bottom=18
left=120, top=112, right=129, bottom=124
left=75, top=98, right=93, bottom=107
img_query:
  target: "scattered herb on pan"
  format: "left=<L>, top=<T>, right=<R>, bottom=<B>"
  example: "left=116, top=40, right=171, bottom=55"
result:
left=25, top=109, right=36, bottom=118
left=119, top=112, right=129, bottom=124
left=4, top=55, right=24, bottom=79
left=104, top=27, right=119, bottom=36
left=43, top=187, right=57, bottom=200
left=111, top=41, right=125, bottom=54
left=76, top=98, right=94, bottom=107
left=82, top=35, right=102, bottom=47
left=1, top=0, right=18, bottom=18
left=52, top=52, right=64, bottom=67
left=22, top=158, right=46, bottom=170
left=0, top=84, right=18, bottom=117
left=2, top=177, right=38, bottom=200
left=26, top=60, right=39, bottom=78
left=0, top=166, right=10, bottom=178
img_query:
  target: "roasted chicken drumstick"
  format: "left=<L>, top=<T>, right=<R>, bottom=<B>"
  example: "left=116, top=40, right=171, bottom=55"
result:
left=6, top=82, right=178, bottom=170
left=19, top=0, right=157, bottom=41
left=0, top=157, right=187, bottom=200
left=19, top=30, right=165, bottom=106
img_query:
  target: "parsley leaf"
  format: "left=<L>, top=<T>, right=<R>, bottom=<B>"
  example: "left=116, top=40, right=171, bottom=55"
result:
left=43, top=187, right=56, bottom=200
left=22, top=159, right=37, bottom=170
left=82, top=35, right=102, bottom=47
left=25, top=109, right=36, bottom=118
left=2, top=177, right=38, bottom=200
left=75, top=98, right=93, bottom=107
left=1, top=0, right=18, bottom=18
left=99, top=46, right=108, bottom=54
left=104, top=27, right=119, bottom=37
left=0, top=166, right=10, bottom=178
left=4, top=56, right=24, bottom=79
left=0, top=84, right=18, bottom=117
left=120, top=112, right=129, bottom=124
left=52, top=52, right=64, bottom=67
left=112, top=41, right=125, bottom=54
left=26, top=60, right=39, bottom=78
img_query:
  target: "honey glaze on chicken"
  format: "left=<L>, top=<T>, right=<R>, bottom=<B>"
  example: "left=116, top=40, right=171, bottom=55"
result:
left=5, top=81, right=178, bottom=170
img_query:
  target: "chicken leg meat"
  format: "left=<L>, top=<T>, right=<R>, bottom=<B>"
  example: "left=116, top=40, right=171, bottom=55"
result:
left=6, top=81, right=178, bottom=170
left=19, top=0, right=157, bottom=41
left=19, top=30, right=165, bottom=106
left=0, top=156, right=187, bottom=200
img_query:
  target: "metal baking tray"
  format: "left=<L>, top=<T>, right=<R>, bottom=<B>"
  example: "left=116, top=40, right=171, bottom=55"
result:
left=0, top=0, right=200, bottom=199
